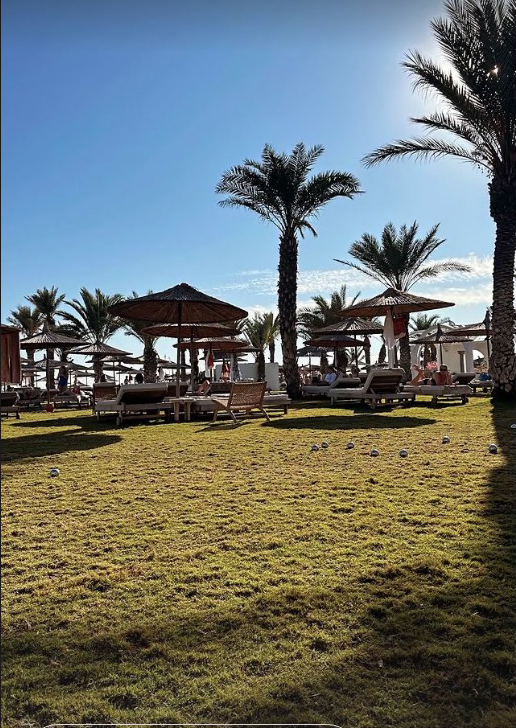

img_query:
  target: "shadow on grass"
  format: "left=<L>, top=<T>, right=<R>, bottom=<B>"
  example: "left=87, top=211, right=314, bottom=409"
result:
left=265, top=414, right=437, bottom=430
left=10, top=414, right=100, bottom=431
left=1, top=429, right=121, bottom=463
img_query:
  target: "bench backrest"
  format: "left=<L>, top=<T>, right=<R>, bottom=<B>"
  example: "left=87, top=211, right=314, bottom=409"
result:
left=228, top=381, right=267, bottom=408
left=1, top=392, right=19, bottom=406
left=452, top=372, right=476, bottom=385
left=330, top=375, right=362, bottom=390
left=116, top=383, right=168, bottom=405
left=362, top=368, right=405, bottom=394
left=166, top=382, right=189, bottom=397
left=93, top=382, right=119, bottom=403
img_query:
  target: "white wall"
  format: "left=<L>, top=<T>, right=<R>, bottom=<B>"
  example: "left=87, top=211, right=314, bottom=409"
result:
left=214, top=362, right=280, bottom=389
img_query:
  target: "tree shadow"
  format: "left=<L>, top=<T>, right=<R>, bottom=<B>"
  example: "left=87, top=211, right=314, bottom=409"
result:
left=1, top=429, right=121, bottom=463
left=10, top=415, right=98, bottom=431
left=265, top=414, right=437, bottom=430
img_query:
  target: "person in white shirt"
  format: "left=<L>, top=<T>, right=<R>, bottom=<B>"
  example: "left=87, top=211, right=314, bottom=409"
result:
left=324, top=366, right=338, bottom=384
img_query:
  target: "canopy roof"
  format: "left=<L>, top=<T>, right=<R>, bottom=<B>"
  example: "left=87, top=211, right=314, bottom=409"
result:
left=313, top=318, right=383, bottom=336
left=109, top=282, right=247, bottom=324
left=141, top=322, right=240, bottom=338
left=33, top=359, right=88, bottom=370
left=338, top=287, right=454, bottom=318
left=307, top=334, right=368, bottom=348
left=20, top=331, right=85, bottom=350
left=68, top=342, right=131, bottom=356
left=174, top=337, right=249, bottom=352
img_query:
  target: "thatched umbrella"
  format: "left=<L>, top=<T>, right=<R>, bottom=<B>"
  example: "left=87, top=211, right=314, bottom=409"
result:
left=141, top=322, right=240, bottom=385
left=110, top=284, right=247, bottom=396
left=68, top=342, right=131, bottom=382
left=20, top=331, right=86, bottom=407
left=411, top=324, right=474, bottom=366
left=307, top=334, right=368, bottom=371
left=174, top=337, right=249, bottom=382
left=338, top=287, right=454, bottom=368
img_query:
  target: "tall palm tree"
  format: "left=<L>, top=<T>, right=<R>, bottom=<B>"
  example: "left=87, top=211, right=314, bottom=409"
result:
left=243, top=313, right=279, bottom=381
left=363, top=0, right=516, bottom=398
left=122, top=292, right=159, bottom=382
left=217, top=143, right=361, bottom=398
left=25, top=286, right=66, bottom=386
left=8, top=305, right=43, bottom=384
left=60, top=288, right=123, bottom=381
left=336, top=221, right=469, bottom=376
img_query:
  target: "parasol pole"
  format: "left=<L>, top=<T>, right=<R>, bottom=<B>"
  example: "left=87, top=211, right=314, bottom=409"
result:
left=176, top=302, right=182, bottom=398
left=46, top=349, right=51, bottom=408
left=190, top=332, right=195, bottom=392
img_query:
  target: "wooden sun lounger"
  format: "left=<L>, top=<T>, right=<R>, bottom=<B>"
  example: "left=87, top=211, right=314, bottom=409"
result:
left=1, top=392, right=20, bottom=419
left=211, top=382, right=272, bottom=422
left=329, top=368, right=414, bottom=409
left=191, top=391, right=290, bottom=416
left=302, top=375, right=362, bottom=398
left=94, top=383, right=173, bottom=426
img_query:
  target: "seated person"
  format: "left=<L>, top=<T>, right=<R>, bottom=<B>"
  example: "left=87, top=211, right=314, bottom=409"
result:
left=135, top=372, right=144, bottom=384
left=57, top=365, right=68, bottom=394
left=432, top=364, right=453, bottom=386
left=310, top=374, right=322, bottom=385
left=477, top=371, right=491, bottom=381
left=195, top=378, right=211, bottom=395
left=410, top=365, right=426, bottom=385
left=324, top=366, right=338, bottom=384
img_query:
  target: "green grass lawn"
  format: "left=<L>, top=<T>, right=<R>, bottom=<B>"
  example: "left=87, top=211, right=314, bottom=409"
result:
left=2, top=398, right=515, bottom=728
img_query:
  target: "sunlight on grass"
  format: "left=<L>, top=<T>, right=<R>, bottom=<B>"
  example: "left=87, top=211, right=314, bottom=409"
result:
left=2, top=399, right=515, bottom=727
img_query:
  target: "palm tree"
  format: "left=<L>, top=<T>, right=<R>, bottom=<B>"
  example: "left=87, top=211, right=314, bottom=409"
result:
left=336, top=221, right=469, bottom=377
left=122, top=292, right=159, bottom=382
left=217, top=143, right=361, bottom=398
left=243, top=313, right=279, bottom=381
left=60, top=288, right=123, bottom=381
left=8, top=305, right=43, bottom=384
left=363, top=0, right=516, bottom=398
left=25, top=286, right=65, bottom=386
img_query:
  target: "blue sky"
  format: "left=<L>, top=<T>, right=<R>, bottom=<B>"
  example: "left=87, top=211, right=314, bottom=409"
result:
left=1, top=0, right=493, bottom=359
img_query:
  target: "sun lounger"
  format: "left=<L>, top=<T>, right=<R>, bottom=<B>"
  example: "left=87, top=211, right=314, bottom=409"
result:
left=302, top=375, right=361, bottom=398
left=403, top=383, right=472, bottom=404
left=469, top=378, right=493, bottom=394
left=211, top=382, right=273, bottom=422
left=1, top=392, right=20, bottom=419
left=329, top=368, right=415, bottom=409
left=94, top=383, right=172, bottom=426
left=191, top=392, right=290, bottom=416
left=14, top=387, right=44, bottom=409
left=452, top=372, right=476, bottom=386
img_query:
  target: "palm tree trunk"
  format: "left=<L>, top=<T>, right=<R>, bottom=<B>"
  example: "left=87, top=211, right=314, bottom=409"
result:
left=191, top=349, right=199, bottom=382
left=269, top=341, right=275, bottom=363
left=364, top=336, right=371, bottom=368
left=278, top=234, right=301, bottom=398
left=143, top=340, right=158, bottom=382
left=93, top=357, right=104, bottom=383
left=256, top=350, right=266, bottom=381
left=27, top=349, right=35, bottom=387
left=378, top=342, right=386, bottom=364
left=489, top=180, right=516, bottom=399
left=319, top=351, right=328, bottom=374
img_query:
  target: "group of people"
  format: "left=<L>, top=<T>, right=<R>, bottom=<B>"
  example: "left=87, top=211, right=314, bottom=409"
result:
left=306, top=364, right=360, bottom=386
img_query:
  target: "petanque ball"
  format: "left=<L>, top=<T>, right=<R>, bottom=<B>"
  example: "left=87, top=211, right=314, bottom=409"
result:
left=488, top=443, right=498, bottom=454
left=347, top=442, right=355, bottom=449
left=49, top=468, right=60, bottom=477
left=311, top=444, right=320, bottom=452
left=370, top=449, right=379, bottom=457
left=321, top=441, right=329, bottom=449
left=399, top=449, right=408, bottom=458
left=511, top=424, right=516, bottom=429
left=442, top=436, right=450, bottom=444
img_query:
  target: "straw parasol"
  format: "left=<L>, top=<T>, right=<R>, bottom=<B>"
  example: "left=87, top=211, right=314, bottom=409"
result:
left=313, top=318, right=383, bottom=335
left=338, top=287, right=454, bottom=368
left=68, top=342, right=131, bottom=382
left=20, top=331, right=86, bottom=406
left=109, top=283, right=247, bottom=396
left=141, top=322, right=241, bottom=386
left=307, top=334, right=367, bottom=348
left=411, top=324, right=474, bottom=365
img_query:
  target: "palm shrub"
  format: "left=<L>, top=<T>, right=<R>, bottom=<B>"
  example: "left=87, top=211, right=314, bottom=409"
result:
left=8, top=305, right=43, bottom=384
left=25, top=286, right=65, bottom=387
left=243, top=313, right=279, bottom=381
left=217, top=143, right=361, bottom=398
left=60, top=288, right=123, bottom=381
left=336, top=221, right=469, bottom=377
left=364, top=0, right=516, bottom=398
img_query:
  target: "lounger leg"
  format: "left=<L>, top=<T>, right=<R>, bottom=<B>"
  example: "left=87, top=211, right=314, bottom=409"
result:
left=212, top=407, right=219, bottom=422
left=260, top=407, right=271, bottom=422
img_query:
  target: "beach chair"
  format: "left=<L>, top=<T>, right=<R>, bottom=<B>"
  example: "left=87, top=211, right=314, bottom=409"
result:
left=302, top=374, right=361, bottom=398
left=165, top=382, right=189, bottom=397
left=329, top=368, right=415, bottom=409
left=94, top=383, right=172, bottom=426
left=452, top=372, right=476, bottom=386
left=211, top=382, right=270, bottom=422
left=1, top=392, right=20, bottom=419
left=92, top=382, right=119, bottom=412
left=403, top=382, right=472, bottom=405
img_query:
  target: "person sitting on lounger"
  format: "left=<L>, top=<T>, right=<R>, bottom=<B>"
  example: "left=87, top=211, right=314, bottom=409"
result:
left=195, top=377, right=211, bottom=395
left=135, top=372, right=144, bottom=384
left=324, top=366, right=338, bottom=384
left=410, top=365, right=426, bottom=385
left=432, top=365, right=452, bottom=386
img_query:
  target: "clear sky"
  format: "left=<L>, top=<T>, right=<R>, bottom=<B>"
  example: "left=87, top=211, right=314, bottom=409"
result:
left=1, top=0, right=493, bottom=360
